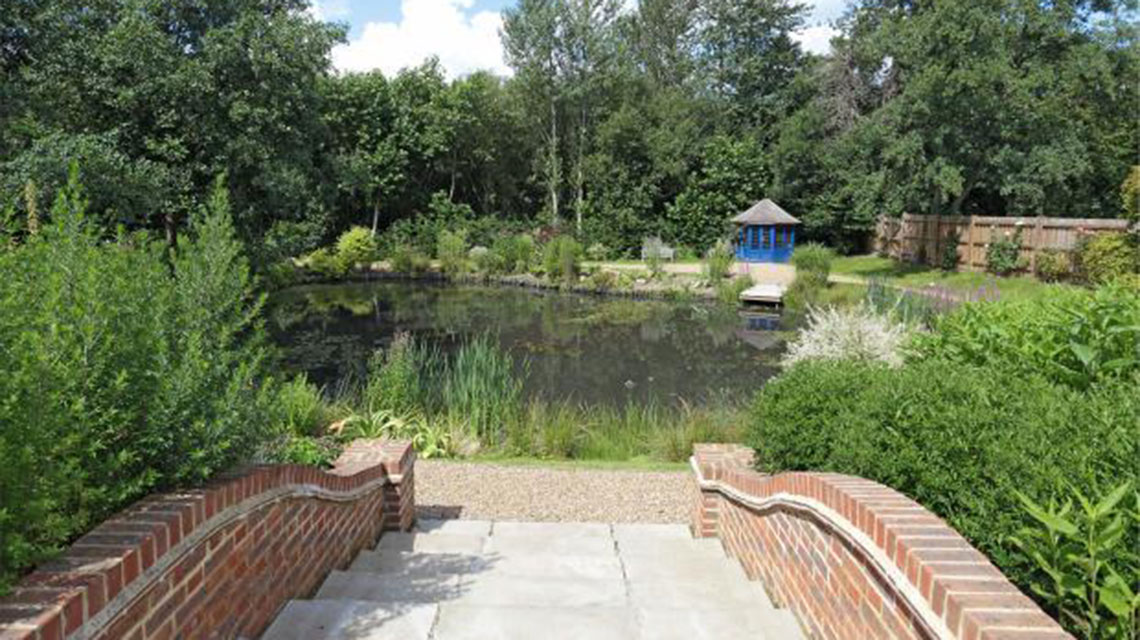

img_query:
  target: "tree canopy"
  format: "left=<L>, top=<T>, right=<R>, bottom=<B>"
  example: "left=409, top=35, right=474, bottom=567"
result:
left=2, top=0, right=1136, bottom=258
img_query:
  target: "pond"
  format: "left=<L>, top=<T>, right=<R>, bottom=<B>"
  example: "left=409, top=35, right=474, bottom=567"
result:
left=269, top=281, right=793, bottom=407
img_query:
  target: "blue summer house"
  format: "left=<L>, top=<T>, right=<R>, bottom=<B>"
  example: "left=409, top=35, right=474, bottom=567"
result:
left=732, top=199, right=801, bottom=263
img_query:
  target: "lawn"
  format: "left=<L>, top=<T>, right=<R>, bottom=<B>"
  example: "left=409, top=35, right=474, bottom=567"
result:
left=831, top=254, right=1069, bottom=302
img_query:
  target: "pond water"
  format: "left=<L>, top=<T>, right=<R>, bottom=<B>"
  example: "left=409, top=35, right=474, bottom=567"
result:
left=269, top=281, right=794, bottom=407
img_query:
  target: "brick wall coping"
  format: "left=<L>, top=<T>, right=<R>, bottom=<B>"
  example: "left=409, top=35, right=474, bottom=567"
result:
left=0, top=438, right=414, bottom=640
left=691, top=444, right=1071, bottom=640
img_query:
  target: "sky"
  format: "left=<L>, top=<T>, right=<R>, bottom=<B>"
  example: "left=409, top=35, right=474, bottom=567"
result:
left=313, top=0, right=848, bottom=78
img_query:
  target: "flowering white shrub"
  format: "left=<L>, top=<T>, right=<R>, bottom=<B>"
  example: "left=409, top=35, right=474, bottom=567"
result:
left=782, top=305, right=912, bottom=368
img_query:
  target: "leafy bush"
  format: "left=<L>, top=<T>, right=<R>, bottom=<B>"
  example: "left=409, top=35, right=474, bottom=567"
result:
left=265, top=435, right=340, bottom=467
left=305, top=247, right=346, bottom=278
left=864, top=279, right=956, bottom=327
left=986, top=226, right=1025, bottom=275
left=0, top=171, right=275, bottom=592
left=749, top=359, right=1139, bottom=597
left=492, top=233, right=535, bottom=274
left=939, top=230, right=960, bottom=272
left=1122, top=165, right=1140, bottom=223
left=1077, top=233, right=1138, bottom=285
left=914, top=283, right=1140, bottom=389
left=469, top=246, right=502, bottom=275
left=586, top=242, right=610, bottom=261
left=543, top=236, right=582, bottom=283
left=782, top=305, right=911, bottom=368
left=1035, top=249, right=1072, bottom=282
left=363, top=332, right=427, bottom=415
left=643, top=236, right=668, bottom=277
left=390, top=244, right=431, bottom=275
left=703, top=239, right=734, bottom=283
left=437, top=228, right=469, bottom=277
left=791, top=243, right=834, bottom=287
left=588, top=269, right=619, bottom=291
left=1010, top=482, right=1139, bottom=640
left=335, top=226, right=378, bottom=269
left=275, top=374, right=327, bottom=436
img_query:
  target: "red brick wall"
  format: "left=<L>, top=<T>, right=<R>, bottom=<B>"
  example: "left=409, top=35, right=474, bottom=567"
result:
left=691, top=444, right=1071, bottom=640
left=0, top=439, right=415, bottom=640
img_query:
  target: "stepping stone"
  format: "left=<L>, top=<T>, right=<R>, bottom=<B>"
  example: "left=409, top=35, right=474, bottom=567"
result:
left=453, top=575, right=628, bottom=608
left=261, top=600, right=436, bottom=640
left=416, top=519, right=492, bottom=536
left=492, top=521, right=611, bottom=538
left=377, top=532, right=486, bottom=555
left=433, top=604, right=635, bottom=640
left=635, top=606, right=779, bottom=640
left=315, top=571, right=462, bottom=604
left=349, top=550, right=486, bottom=576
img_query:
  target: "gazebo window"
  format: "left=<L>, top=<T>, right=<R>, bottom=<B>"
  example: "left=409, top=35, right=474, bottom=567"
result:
left=750, top=228, right=759, bottom=249
left=774, top=227, right=784, bottom=248
left=761, top=228, right=771, bottom=249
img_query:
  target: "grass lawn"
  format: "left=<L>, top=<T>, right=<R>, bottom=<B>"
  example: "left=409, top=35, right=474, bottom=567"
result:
left=832, top=255, right=1070, bottom=302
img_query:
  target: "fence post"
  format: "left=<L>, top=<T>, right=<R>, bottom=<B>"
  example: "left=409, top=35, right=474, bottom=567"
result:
left=1030, top=216, right=1045, bottom=274
left=967, top=216, right=977, bottom=268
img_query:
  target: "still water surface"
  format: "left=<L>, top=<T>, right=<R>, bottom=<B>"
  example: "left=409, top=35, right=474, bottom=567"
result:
left=269, top=282, right=792, bottom=407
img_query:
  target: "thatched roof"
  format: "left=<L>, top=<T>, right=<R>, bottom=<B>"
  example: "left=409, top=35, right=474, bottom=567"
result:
left=731, top=199, right=801, bottom=226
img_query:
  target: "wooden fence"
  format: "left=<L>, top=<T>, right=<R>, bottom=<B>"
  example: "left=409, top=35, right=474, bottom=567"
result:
left=874, top=213, right=1132, bottom=272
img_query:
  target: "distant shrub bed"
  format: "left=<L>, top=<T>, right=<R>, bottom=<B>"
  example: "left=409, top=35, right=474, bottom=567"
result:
left=0, top=172, right=279, bottom=593
left=749, top=359, right=1138, bottom=602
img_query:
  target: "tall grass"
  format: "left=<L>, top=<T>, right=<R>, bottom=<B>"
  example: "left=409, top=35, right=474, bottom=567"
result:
left=323, top=332, right=745, bottom=463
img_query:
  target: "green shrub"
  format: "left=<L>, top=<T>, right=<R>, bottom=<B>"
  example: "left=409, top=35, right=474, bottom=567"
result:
left=586, top=242, right=610, bottom=261
left=703, top=239, right=734, bottom=283
left=335, top=226, right=378, bottom=270
left=363, top=332, right=428, bottom=415
left=588, top=269, right=619, bottom=291
left=1011, top=482, right=1139, bottom=640
left=914, top=283, right=1140, bottom=389
left=493, top=234, right=535, bottom=274
left=1122, top=165, right=1140, bottom=223
left=275, top=374, right=327, bottom=436
left=305, top=247, right=346, bottom=278
left=543, top=236, right=582, bottom=283
left=470, top=246, right=502, bottom=275
left=749, top=359, right=1138, bottom=597
left=1077, top=233, right=1138, bottom=285
left=939, top=231, right=960, bottom=272
left=390, top=244, right=431, bottom=275
left=437, top=228, right=469, bottom=277
left=791, top=243, right=834, bottom=287
left=265, top=435, right=340, bottom=467
left=1035, top=249, right=1071, bottom=282
left=986, top=226, right=1026, bottom=276
left=0, top=170, right=275, bottom=592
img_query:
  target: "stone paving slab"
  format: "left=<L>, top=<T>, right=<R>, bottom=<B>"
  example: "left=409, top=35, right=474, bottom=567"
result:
left=492, top=521, right=612, bottom=538
left=635, top=607, right=778, bottom=640
left=349, top=550, right=486, bottom=576
left=611, top=523, right=690, bottom=543
left=261, top=600, right=437, bottom=640
left=453, top=575, right=628, bottom=608
left=433, top=604, right=635, bottom=640
left=628, top=578, right=765, bottom=610
left=484, top=533, right=616, bottom=557
left=416, top=519, right=493, bottom=536
left=616, top=536, right=725, bottom=557
left=352, top=549, right=623, bottom=581
left=316, top=571, right=463, bottom=604
left=376, top=531, right=487, bottom=555
left=621, top=551, right=747, bottom=583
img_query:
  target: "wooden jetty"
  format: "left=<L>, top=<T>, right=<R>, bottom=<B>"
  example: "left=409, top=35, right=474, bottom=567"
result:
left=739, top=283, right=785, bottom=306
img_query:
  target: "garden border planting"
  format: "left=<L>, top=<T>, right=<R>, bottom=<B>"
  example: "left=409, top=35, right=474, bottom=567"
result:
left=0, top=439, right=415, bottom=640
left=690, top=444, right=1071, bottom=640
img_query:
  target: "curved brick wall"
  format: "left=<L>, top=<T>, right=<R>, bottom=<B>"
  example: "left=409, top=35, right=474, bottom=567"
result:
left=691, top=444, right=1071, bottom=640
left=0, top=439, right=415, bottom=640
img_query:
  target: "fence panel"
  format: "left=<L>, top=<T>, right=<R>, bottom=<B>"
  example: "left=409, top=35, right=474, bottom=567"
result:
left=874, top=214, right=1130, bottom=272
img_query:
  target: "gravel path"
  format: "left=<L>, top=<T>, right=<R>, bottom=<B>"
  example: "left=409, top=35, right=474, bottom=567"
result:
left=415, top=460, right=691, bottom=524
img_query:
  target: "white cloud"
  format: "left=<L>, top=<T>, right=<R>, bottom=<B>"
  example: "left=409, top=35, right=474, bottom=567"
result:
left=331, top=0, right=510, bottom=78
left=308, top=0, right=351, bottom=21
left=792, top=25, right=839, bottom=56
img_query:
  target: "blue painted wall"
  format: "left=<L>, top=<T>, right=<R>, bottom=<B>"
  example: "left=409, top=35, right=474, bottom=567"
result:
left=734, top=225, right=796, bottom=263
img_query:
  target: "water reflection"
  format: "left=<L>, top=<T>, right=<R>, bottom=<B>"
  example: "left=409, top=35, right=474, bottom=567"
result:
left=269, top=282, right=794, bottom=407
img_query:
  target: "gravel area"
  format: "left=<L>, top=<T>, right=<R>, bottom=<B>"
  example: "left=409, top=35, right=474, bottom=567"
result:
left=415, top=460, right=691, bottom=524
